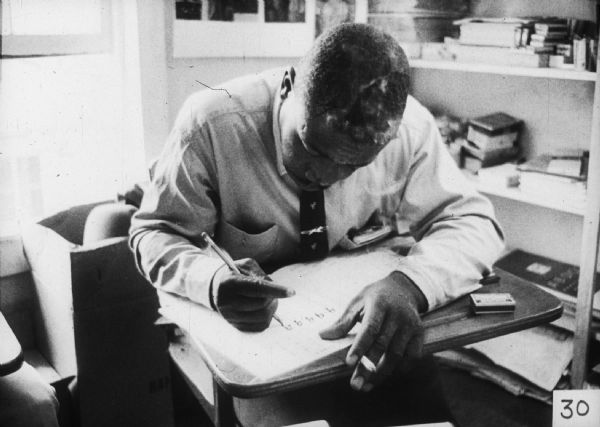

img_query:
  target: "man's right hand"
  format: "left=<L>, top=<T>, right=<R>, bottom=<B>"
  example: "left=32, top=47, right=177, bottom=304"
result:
left=212, top=258, right=293, bottom=332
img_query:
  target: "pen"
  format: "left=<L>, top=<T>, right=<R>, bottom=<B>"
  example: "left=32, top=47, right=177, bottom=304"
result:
left=201, top=232, right=291, bottom=327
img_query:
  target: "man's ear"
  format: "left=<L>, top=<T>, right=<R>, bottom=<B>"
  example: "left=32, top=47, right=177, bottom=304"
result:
left=280, top=66, right=296, bottom=99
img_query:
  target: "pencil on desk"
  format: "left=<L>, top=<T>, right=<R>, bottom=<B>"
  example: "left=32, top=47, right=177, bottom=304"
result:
left=201, top=232, right=292, bottom=327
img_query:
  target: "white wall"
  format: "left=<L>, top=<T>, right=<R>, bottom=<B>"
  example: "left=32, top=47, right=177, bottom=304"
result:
left=471, top=0, right=596, bottom=20
left=410, top=69, right=594, bottom=160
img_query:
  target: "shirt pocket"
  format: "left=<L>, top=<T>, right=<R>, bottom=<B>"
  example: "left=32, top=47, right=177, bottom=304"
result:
left=216, top=221, right=279, bottom=263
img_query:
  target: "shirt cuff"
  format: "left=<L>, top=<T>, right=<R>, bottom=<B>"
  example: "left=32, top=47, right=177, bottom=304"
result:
left=184, top=256, right=227, bottom=308
left=393, top=258, right=481, bottom=312
left=209, top=264, right=230, bottom=311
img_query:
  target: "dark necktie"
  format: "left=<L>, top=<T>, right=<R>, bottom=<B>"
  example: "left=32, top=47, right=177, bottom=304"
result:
left=299, top=189, right=329, bottom=260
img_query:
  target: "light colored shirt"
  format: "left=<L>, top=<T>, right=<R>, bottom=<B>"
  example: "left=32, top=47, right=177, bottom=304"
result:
left=129, top=68, right=505, bottom=311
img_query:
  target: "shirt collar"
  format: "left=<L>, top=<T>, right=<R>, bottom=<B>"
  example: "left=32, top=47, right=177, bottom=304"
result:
left=271, top=75, right=287, bottom=177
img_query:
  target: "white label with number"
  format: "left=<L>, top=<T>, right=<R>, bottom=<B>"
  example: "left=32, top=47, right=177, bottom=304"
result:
left=553, top=390, right=600, bottom=427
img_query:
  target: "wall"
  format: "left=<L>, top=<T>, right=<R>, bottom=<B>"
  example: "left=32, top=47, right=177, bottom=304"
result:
left=138, top=2, right=298, bottom=157
left=411, top=70, right=594, bottom=160
left=471, top=0, right=596, bottom=20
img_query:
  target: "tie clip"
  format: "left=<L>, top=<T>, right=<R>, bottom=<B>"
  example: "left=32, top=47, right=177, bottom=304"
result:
left=300, top=226, right=327, bottom=236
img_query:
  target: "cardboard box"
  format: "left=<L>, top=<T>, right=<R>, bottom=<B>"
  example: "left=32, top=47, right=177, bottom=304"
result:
left=22, top=203, right=174, bottom=427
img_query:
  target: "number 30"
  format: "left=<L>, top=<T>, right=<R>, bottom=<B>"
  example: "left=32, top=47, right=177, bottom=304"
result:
left=560, top=399, right=590, bottom=419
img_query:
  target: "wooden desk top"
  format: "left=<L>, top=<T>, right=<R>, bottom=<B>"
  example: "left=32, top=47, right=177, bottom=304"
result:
left=169, top=269, right=563, bottom=398
left=0, top=311, right=24, bottom=376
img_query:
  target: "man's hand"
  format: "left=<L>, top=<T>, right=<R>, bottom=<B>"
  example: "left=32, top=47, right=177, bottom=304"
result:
left=212, top=258, right=292, bottom=332
left=319, top=271, right=427, bottom=392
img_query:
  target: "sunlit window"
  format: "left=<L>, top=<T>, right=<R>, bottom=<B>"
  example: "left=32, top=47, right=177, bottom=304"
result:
left=2, top=0, right=103, bottom=35
left=1, top=0, right=111, bottom=57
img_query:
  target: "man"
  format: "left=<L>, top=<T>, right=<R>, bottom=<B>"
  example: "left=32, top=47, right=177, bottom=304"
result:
left=130, top=23, right=504, bottom=425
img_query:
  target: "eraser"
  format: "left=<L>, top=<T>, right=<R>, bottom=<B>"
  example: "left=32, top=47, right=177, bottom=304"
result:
left=470, top=293, right=516, bottom=314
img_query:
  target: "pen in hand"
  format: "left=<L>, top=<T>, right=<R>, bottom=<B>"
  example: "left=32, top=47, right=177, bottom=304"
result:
left=201, top=232, right=293, bottom=327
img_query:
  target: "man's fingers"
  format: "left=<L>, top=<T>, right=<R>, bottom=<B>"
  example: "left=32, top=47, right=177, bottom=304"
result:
left=232, top=275, right=295, bottom=298
left=345, top=302, right=385, bottom=366
left=236, top=258, right=268, bottom=278
left=365, top=326, right=415, bottom=389
left=349, top=314, right=396, bottom=391
left=318, top=303, right=362, bottom=340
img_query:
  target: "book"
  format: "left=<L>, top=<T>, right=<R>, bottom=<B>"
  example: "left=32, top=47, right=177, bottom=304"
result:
left=534, top=22, right=569, bottom=36
left=521, top=45, right=555, bottom=54
left=436, top=345, right=569, bottom=404
left=466, top=325, right=573, bottom=393
left=458, top=22, right=523, bottom=47
left=462, top=148, right=518, bottom=173
left=158, top=242, right=412, bottom=380
left=454, top=17, right=532, bottom=48
left=529, top=40, right=564, bottom=49
left=519, top=27, right=530, bottom=47
left=461, top=141, right=518, bottom=162
left=446, top=42, right=550, bottom=68
left=530, top=32, right=569, bottom=42
left=468, top=112, right=523, bottom=135
left=517, top=152, right=589, bottom=180
left=494, top=249, right=600, bottom=319
left=467, top=126, right=518, bottom=151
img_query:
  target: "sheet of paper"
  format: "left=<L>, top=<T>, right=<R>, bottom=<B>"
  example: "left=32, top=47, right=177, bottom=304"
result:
left=547, top=158, right=581, bottom=177
left=159, top=246, right=402, bottom=381
left=466, top=325, right=572, bottom=391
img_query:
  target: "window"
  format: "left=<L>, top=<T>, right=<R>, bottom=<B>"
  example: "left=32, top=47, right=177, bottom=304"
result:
left=1, top=0, right=112, bottom=57
left=0, top=0, right=147, bottom=236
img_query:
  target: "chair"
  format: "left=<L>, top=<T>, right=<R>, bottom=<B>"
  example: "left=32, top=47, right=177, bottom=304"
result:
left=21, top=202, right=173, bottom=427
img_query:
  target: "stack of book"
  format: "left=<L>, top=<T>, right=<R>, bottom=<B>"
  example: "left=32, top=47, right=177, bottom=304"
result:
left=450, top=17, right=550, bottom=68
left=461, top=112, right=522, bottom=173
left=525, top=18, right=598, bottom=69
left=526, top=20, right=570, bottom=54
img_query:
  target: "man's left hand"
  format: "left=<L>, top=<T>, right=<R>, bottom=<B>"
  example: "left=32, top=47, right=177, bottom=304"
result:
left=319, top=271, right=427, bottom=392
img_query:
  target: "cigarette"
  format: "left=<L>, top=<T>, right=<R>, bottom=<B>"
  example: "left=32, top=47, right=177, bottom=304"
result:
left=360, top=356, right=377, bottom=373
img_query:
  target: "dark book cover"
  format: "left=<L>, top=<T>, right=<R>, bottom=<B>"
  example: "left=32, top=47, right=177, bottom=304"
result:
left=494, top=249, right=599, bottom=301
left=468, top=112, right=523, bottom=135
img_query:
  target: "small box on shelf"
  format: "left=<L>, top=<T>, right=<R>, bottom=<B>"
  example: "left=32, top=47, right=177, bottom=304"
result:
left=461, top=112, right=523, bottom=173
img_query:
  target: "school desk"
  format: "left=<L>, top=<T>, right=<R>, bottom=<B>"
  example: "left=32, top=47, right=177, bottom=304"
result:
left=165, top=269, right=563, bottom=427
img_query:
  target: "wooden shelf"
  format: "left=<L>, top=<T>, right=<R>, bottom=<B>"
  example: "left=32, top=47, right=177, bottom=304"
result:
left=410, top=59, right=597, bottom=81
left=462, top=168, right=587, bottom=216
